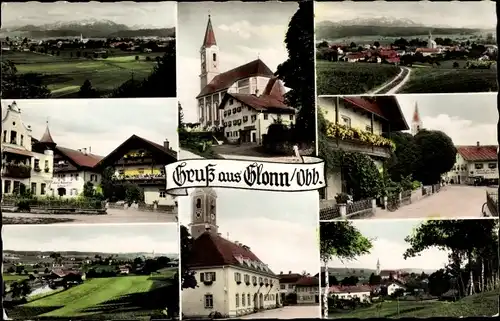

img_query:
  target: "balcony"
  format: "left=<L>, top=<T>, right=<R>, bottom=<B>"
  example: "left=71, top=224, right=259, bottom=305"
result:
left=326, top=123, right=394, bottom=159
left=1, top=163, right=32, bottom=178
left=114, top=173, right=166, bottom=185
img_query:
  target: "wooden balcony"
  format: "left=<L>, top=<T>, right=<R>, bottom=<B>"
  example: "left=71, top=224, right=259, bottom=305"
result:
left=1, top=163, right=32, bottom=178
left=328, top=138, right=392, bottom=159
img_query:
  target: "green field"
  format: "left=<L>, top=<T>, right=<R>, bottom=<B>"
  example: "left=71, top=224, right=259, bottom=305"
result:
left=399, top=63, right=498, bottom=93
left=316, top=60, right=400, bottom=95
left=329, top=291, right=499, bottom=318
left=2, top=50, right=158, bottom=97
left=3, top=274, right=30, bottom=284
left=7, top=274, right=176, bottom=320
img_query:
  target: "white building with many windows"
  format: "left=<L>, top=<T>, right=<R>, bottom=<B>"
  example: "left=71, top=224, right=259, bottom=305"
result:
left=445, top=142, right=498, bottom=185
left=1, top=101, right=54, bottom=197
left=182, top=188, right=281, bottom=318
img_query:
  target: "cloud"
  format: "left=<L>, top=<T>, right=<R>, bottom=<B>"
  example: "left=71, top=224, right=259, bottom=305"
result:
left=217, top=21, right=287, bottom=41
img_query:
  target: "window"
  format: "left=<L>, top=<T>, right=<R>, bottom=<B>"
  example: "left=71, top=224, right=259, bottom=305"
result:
left=228, top=109, right=232, bottom=115
left=75, top=173, right=79, bottom=181
left=34, top=159, right=40, bottom=170
left=4, top=180, right=11, bottom=193
left=366, top=125, right=373, bottom=132
left=210, top=200, right=215, bottom=214
left=264, top=113, right=268, bottom=120
left=10, top=130, right=17, bottom=144
left=229, top=98, right=234, bottom=105
left=213, top=53, right=217, bottom=62
left=159, top=189, right=166, bottom=198
left=280, top=284, right=285, bottom=289
left=247, top=293, right=251, bottom=305
left=41, top=183, right=46, bottom=195
left=31, top=183, right=37, bottom=194
left=196, top=198, right=202, bottom=208
left=20, top=135, right=24, bottom=146
left=242, top=293, right=246, bottom=306
left=288, top=284, right=293, bottom=289
left=264, top=278, right=268, bottom=284
left=236, top=294, right=240, bottom=307
left=2, top=130, right=6, bottom=142
left=204, top=294, right=213, bottom=309
left=234, top=272, right=242, bottom=283
left=13, top=181, right=20, bottom=194
left=475, top=163, right=484, bottom=169
left=251, top=115, right=257, bottom=122
left=200, top=272, right=216, bottom=282
left=244, top=274, right=250, bottom=283
left=289, top=115, right=294, bottom=121
left=243, top=116, right=248, bottom=122
left=489, top=163, right=497, bottom=169
left=44, top=160, right=49, bottom=169
left=341, top=116, right=351, bottom=128
left=259, top=277, right=263, bottom=284
left=232, top=108, right=237, bottom=114
left=237, top=107, right=242, bottom=112
left=252, top=276, right=257, bottom=284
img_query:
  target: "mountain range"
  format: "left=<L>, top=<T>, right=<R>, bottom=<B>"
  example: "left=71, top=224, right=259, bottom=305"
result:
left=4, top=250, right=179, bottom=259
left=2, top=18, right=175, bottom=38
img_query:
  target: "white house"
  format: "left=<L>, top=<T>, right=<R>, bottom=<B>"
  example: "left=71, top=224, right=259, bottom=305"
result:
left=1, top=101, right=54, bottom=197
left=278, top=272, right=302, bottom=298
left=386, top=282, right=407, bottom=296
left=295, top=276, right=320, bottom=305
left=445, top=142, right=498, bottom=185
left=195, top=14, right=295, bottom=142
left=182, top=188, right=281, bottom=318
left=317, top=96, right=408, bottom=202
left=329, top=285, right=372, bottom=303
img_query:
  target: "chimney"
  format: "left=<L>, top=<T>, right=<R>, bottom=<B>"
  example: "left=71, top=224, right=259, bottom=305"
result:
left=477, top=141, right=480, bottom=147
left=89, top=146, right=91, bottom=153
left=255, top=88, right=259, bottom=96
left=164, top=139, right=170, bottom=150
left=280, top=271, right=283, bottom=275
left=288, top=271, right=292, bottom=274
left=83, top=148, right=87, bottom=155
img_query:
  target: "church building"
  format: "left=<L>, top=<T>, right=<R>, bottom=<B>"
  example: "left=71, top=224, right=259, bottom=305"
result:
left=182, top=188, right=281, bottom=318
left=411, top=102, right=423, bottom=136
left=196, top=15, right=296, bottom=143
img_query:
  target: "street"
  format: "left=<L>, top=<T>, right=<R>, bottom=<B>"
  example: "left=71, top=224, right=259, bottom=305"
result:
left=2, top=208, right=177, bottom=224
left=239, top=306, right=320, bottom=319
left=372, top=185, right=496, bottom=219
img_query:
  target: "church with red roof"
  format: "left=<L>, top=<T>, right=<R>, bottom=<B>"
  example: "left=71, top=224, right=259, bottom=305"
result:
left=196, top=15, right=296, bottom=144
left=182, top=188, right=282, bottom=318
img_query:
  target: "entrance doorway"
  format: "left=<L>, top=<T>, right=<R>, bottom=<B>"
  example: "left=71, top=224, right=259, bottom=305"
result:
left=252, top=132, right=256, bottom=143
left=315, top=295, right=319, bottom=303
left=57, top=188, right=66, bottom=197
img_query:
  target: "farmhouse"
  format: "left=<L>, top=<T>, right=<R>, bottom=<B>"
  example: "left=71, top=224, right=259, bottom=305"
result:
left=386, top=282, right=407, bottom=296
left=317, top=96, right=409, bottom=202
left=95, top=135, right=177, bottom=206
left=445, top=142, right=498, bottom=185
left=295, top=276, right=320, bottom=305
left=278, top=272, right=302, bottom=301
left=329, top=285, right=372, bottom=303
left=1, top=102, right=54, bottom=197
left=182, top=188, right=281, bottom=318
left=195, top=15, right=295, bottom=145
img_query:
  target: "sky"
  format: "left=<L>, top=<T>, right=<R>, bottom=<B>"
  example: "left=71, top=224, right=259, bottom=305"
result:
left=396, top=93, right=497, bottom=146
left=1, top=99, right=178, bottom=157
left=315, top=1, right=496, bottom=29
left=325, top=219, right=450, bottom=272
left=2, top=224, right=179, bottom=254
left=1, top=1, right=176, bottom=29
left=177, top=1, right=297, bottom=122
left=178, top=185, right=320, bottom=276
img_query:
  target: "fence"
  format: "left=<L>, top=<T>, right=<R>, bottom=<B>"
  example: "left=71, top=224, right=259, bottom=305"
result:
left=1, top=197, right=105, bottom=210
left=401, top=190, right=412, bottom=205
left=106, top=202, right=177, bottom=214
left=319, top=199, right=374, bottom=220
left=486, top=192, right=498, bottom=217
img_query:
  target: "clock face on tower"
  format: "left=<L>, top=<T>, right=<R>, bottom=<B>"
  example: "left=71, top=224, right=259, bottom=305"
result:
left=211, top=213, right=215, bottom=220
left=196, top=210, right=202, bottom=218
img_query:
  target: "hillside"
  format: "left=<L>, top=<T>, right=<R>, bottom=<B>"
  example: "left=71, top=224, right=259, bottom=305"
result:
left=4, top=250, right=177, bottom=259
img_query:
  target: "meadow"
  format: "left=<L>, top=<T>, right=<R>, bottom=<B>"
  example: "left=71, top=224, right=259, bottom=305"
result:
left=316, top=60, right=400, bottom=95
left=329, top=290, right=499, bottom=319
left=2, top=50, right=159, bottom=98
left=6, top=269, right=177, bottom=320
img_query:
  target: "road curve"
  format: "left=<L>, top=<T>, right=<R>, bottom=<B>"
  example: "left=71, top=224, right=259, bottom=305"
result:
left=386, top=66, right=411, bottom=94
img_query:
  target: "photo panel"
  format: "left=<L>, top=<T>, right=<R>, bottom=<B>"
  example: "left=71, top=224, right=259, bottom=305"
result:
left=317, top=93, right=498, bottom=220
left=2, top=223, right=180, bottom=320
left=177, top=1, right=316, bottom=163
left=1, top=1, right=176, bottom=99
left=314, top=1, right=497, bottom=95
left=319, top=218, right=499, bottom=318
left=1, top=98, right=179, bottom=225
left=179, top=188, right=321, bottom=319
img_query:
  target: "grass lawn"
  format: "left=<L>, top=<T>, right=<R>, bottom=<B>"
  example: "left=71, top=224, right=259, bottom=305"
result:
left=316, top=60, right=400, bottom=95
left=400, top=62, right=498, bottom=93
left=3, top=274, right=30, bottom=284
left=7, top=274, right=175, bottom=320
left=329, top=290, right=499, bottom=318
left=2, top=50, right=157, bottom=97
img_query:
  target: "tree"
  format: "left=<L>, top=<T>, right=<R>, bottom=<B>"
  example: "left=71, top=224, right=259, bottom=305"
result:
left=83, top=181, right=95, bottom=198
left=374, top=41, right=380, bottom=47
left=341, top=152, right=384, bottom=200
left=320, top=221, right=373, bottom=317
left=340, top=276, right=359, bottom=286
left=384, top=132, right=418, bottom=182
left=369, top=273, right=381, bottom=285
left=428, top=269, right=452, bottom=296
left=44, top=267, right=49, bottom=274
left=178, top=102, right=185, bottom=130
left=76, top=51, right=81, bottom=58
left=413, top=130, right=456, bottom=184
left=275, top=1, right=315, bottom=144
left=135, top=55, right=139, bottom=61
left=7, top=266, right=15, bottom=273
left=2, top=60, right=51, bottom=99
left=180, top=225, right=197, bottom=290
left=78, top=79, right=99, bottom=98
left=453, top=61, right=459, bottom=68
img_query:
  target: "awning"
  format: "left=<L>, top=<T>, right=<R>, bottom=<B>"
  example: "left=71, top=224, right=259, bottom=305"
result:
left=2, top=146, right=33, bottom=157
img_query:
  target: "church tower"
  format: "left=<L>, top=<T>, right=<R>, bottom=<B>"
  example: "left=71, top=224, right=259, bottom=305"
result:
left=190, top=187, right=218, bottom=239
left=411, top=102, right=423, bottom=136
left=376, top=258, right=380, bottom=275
left=200, top=15, right=220, bottom=91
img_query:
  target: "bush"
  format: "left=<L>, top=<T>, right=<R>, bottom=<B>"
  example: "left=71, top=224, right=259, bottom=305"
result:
left=412, top=180, right=422, bottom=190
left=335, top=192, right=350, bottom=204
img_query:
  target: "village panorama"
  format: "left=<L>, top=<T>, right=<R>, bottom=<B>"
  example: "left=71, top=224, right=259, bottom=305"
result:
left=315, top=1, right=497, bottom=95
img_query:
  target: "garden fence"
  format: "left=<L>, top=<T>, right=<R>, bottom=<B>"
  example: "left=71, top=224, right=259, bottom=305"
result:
left=345, top=199, right=374, bottom=218
left=401, top=190, right=412, bottom=205
left=2, top=197, right=105, bottom=209
left=319, top=206, right=340, bottom=220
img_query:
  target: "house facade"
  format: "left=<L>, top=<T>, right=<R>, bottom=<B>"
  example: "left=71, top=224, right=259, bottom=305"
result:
left=95, top=135, right=177, bottom=206
left=196, top=15, right=295, bottom=144
left=182, top=188, right=281, bottom=318
left=318, top=96, right=409, bottom=202
left=445, top=143, right=498, bottom=185
left=278, top=272, right=302, bottom=301
left=295, top=276, right=320, bottom=305
left=329, top=285, right=372, bottom=303
left=1, top=102, right=54, bottom=197
left=386, top=282, right=406, bottom=296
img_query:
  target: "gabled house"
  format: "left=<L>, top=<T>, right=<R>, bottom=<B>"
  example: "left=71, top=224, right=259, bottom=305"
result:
left=295, top=276, right=320, bottom=305
left=445, top=142, right=498, bottom=185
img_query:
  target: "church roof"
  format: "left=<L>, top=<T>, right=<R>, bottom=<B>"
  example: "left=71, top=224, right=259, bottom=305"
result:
left=412, top=104, right=420, bottom=122
left=197, top=59, right=274, bottom=98
left=456, top=145, right=497, bottom=162
left=40, top=124, right=55, bottom=144
left=187, top=231, right=276, bottom=277
left=202, top=15, right=217, bottom=47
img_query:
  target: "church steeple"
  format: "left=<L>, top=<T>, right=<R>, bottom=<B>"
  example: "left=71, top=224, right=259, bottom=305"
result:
left=376, top=258, right=381, bottom=275
left=199, top=14, right=220, bottom=91
left=411, top=102, right=423, bottom=136
left=40, top=121, right=57, bottom=149
left=190, top=188, right=218, bottom=239
left=202, top=15, right=217, bottom=48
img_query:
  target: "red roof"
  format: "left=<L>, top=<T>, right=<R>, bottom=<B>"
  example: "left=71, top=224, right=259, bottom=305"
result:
left=197, top=59, right=274, bottom=98
left=187, top=231, right=275, bottom=276
left=412, top=104, right=420, bottom=122
left=202, top=15, right=217, bottom=47
left=279, top=273, right=303, bottom=283
left=223, top=93, right=296, bottom=114
left=296, top=276, right=319, bottom=287
left=386, top=57, right=400, bottom=63
left=456, top=145, right=497, bottom=162
left=51, top=269, right=82, bottom=277
left=329, top=285, right=372, bottom=293
left=379, top=50, right=398, bottom=58
left=56, top=146, right=103, bottom=168
left=262, top=77, right=286, bottom=101
left=343, top=97, right=386, bottom=120
left=416, top=48, right=439, bottom=53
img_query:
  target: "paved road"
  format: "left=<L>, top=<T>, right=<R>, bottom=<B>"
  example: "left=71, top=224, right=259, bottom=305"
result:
left=2, top=208, right=177, bottom=224
left=239, top=306, right=320, bottom=319
left=372, top=185, right=495, bottom=219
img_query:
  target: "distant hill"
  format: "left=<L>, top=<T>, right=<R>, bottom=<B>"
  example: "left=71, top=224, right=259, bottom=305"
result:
left=320, top=266, right=437, bottom=277
left=316, top=18, right=483, bottom=40
left=5, top=19, right=174, bottom=38
left=3, top=250, right=178, bottom=259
